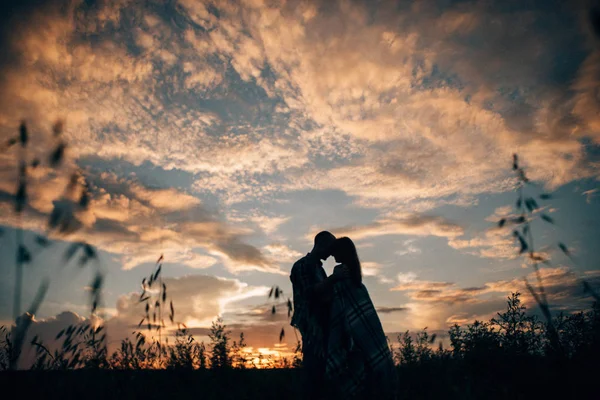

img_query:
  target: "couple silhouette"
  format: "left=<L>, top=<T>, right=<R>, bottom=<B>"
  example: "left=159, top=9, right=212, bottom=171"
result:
left=290, top=231, right=397, bottom=399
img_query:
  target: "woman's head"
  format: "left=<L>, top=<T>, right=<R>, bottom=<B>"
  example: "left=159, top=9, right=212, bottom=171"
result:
left=331, top=237, right=362, bottom=286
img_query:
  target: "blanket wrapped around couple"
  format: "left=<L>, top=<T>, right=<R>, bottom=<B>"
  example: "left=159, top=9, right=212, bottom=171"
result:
left=326, top=273, right=397, bottom=399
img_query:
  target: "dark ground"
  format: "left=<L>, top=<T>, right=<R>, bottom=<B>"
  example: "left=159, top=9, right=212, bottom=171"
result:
left=0, top=362, right=596, bottom=400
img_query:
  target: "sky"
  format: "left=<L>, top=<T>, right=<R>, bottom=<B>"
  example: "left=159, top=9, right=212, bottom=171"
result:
left=0, top=0, right=600, bottom=361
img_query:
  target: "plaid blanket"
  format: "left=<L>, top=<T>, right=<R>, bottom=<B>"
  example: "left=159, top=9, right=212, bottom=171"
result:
left=326, top=274, right=397, bottom=399
left=290, top=253, right=329, bottom=360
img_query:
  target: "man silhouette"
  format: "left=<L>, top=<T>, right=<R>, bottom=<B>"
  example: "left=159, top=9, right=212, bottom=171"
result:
left=290, top=231, right=347, bottom=399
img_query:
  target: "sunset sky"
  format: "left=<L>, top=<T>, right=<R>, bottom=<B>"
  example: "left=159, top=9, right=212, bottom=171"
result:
left=1, top=0, right=599, bottom=358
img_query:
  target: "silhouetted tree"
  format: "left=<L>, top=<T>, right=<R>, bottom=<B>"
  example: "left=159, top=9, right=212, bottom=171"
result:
left=167, top=327, right=198, bottom=370
left=209, top=317, right=231, bottom=369
left=395, top=331, right=417, bottom=365
left=492, top=292, right=543, bottom=355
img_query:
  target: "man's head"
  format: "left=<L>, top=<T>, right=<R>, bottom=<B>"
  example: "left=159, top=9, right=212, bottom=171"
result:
left=312, top=231, right=336, bottom=260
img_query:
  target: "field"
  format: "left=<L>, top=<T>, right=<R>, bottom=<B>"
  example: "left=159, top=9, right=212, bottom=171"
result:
left=0, top=359, right=596, bottom=400
left=2, top=292, right=599, bottom=399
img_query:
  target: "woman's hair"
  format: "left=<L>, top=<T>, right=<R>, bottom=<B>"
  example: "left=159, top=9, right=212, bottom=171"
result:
left=331, top=236, right=362, bottom=286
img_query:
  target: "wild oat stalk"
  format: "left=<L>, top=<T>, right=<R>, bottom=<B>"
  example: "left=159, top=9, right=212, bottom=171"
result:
left=267, top=285, right=292, bottom=344
left=137, top=254, right=174, bottom=365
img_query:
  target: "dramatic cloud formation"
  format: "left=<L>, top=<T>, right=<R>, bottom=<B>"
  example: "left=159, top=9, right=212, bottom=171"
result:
left=2, top=0, right=598, bottom=210
left=0, top=166, right=278, bottom=273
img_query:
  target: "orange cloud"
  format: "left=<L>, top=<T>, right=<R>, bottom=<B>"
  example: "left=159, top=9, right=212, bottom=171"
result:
left=333, top=214, right=464, bottom=241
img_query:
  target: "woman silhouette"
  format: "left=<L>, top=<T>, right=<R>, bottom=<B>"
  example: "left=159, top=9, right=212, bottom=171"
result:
left=326, top=237, right=397, bottom=399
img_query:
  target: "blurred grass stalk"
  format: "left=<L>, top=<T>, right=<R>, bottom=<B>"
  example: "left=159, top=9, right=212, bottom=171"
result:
left=505, top=154, right=599, bottom=357
left=13, top=122, right=29, bottom=321
left=5, top=120, right=102, bottom=369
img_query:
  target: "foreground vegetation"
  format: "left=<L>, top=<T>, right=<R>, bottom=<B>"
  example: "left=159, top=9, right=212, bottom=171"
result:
left=1, top=293, right=598, bottom=399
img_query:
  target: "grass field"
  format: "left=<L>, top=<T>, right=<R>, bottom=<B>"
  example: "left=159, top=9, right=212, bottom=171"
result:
left=0, top=360, right=596, bottom=400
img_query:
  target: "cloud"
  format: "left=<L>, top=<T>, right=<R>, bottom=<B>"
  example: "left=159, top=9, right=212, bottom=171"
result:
left=0, top=166, right=277, bottom=273
left=227, top=209, right=291, bottom=236
left=129, top=185, right=201, bottom=213
left=361, top=261, right=382, bottom=277
left=388, top=266, right=600, bottom=331
left=376, top=306, right=410, bottom=314
left=447, top=228, right=519, bottom=260
left=234, top=0, right=599, bottom=205
left=485, top=206, right=514, bottom=222
left=249, top=215, right=290, bottom=236
left=7, top=310, right=96, bottom=369
left=392, top=280, right=473, bottom=305
left=583, top=188, right=599, bottom=204
left=261, top=243, right=303, bottom=264
left=333, top=214, right=464, bottom=241
left=391, top=272, right=476, bottom=305
left=392, top=268, right=579, bottom=306
left=395, top=239, right=422, bottom=256
left=485, top=267, right=600, bottom=307
left=0, top=0, right=597, bottom=218
left=113, top=274, right=269, bottom=327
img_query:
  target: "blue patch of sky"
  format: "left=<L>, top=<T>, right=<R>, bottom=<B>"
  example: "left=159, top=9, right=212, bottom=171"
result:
left=192, top=67, right=285, bottom=130
left=281, top=189, right=379, bottom=231
left=78, top=156, right=228, bottom=212
left=538, top=179, right=600, bottom=271
left=369, top=233, right=482, bottom=285
left=78, top=156, right=195, bottom=191
left=0, top=227, right=116, bottom=320
left=434, top=177, right=600, bottom=275
left=582, top=138, right=600, bottom=163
